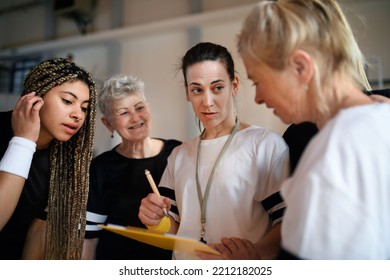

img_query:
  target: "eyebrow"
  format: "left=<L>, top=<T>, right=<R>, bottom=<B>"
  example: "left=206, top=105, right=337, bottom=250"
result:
left=134, top=101, right=145, bottom=106
left=114, top=107, right=128, bottom=112
left=211, top=79, right=225, bottom=84
left=114, top=101, right=145, bottom=111
left=189, top=79, right=225, bottom=86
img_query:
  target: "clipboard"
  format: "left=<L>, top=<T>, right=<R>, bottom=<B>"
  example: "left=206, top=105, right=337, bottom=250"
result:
left=99, top=224, right=221, bottom=256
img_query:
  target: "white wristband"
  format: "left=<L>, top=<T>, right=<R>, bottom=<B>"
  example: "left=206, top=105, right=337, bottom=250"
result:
left=0, top=136, right=36, bottom=179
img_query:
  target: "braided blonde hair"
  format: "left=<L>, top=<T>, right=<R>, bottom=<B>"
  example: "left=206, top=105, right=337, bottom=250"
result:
left=23, top=58, right=97, bottom=259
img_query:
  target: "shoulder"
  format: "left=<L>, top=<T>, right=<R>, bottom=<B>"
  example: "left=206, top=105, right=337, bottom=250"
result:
left=366, top=88, right=390, bottom=98
left=282, top=122, right=318, bottom=173
left=304, top=104, right=390, bottom=162
left=0, top=111, right=13, bottom=156
left=241, top=125, right=287, bottom=146
left=168, top=137, right=197, bottom=157
left=232, top=125, right=288, bottom=161
left=90, top=149, right=118, bottom=167
left=0, top=111, right=12, bottom=133
left=0, top=110, right=12, bottom=121
left=332, top=103, right=390, bottom=133
left=163, top=139, right=182, bottom=149
left=283, top=122, right=318, bottom=144
left=153, top=138, right=182, bottom=157
left=239, top=124, right=270, bottom=137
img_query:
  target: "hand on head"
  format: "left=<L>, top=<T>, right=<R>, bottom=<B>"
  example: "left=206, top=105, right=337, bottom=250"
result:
left=11, top=92, right=44, bottom=143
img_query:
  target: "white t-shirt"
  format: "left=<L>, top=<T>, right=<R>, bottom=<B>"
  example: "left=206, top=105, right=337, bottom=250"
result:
left=281, top=103, right=390, bottom=259
left=160, top=125, right=290, bottom=259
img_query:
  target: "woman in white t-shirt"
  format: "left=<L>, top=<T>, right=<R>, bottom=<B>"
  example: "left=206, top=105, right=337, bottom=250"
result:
left=237, top=0, right=390, bottom=259
left=138, top=42, right=290, bottom=259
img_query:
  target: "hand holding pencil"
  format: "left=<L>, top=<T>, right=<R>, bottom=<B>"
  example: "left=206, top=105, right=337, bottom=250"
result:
left=144, top=169, right=169, bottom=218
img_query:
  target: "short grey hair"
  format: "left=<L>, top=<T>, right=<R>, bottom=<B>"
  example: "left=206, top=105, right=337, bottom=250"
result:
left=98, top=74, right=146, bottom=118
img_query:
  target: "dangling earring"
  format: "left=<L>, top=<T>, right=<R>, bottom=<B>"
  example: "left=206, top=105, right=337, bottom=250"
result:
left=111, top=132, right=114, bottom=138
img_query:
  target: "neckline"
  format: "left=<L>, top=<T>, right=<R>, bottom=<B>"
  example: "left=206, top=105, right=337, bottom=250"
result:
left=113, top=138, right=166, bottom=159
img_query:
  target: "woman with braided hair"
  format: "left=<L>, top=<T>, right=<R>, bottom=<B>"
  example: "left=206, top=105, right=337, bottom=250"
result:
left=0, top=57, right=97, bottom=259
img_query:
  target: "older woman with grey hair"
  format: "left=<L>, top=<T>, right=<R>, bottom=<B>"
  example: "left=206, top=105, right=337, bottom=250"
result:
left=82, top=74, right=181, bottom=259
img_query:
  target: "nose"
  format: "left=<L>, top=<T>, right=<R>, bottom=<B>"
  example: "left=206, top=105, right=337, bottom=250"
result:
left=254, top=89, right=264, bottom=105
left=71, top=108, right=84, bottom=122
left=255, top=96, right=265, bottom=105
left=202, top=91, right=214, bottom=107
left=129, top=111, right=141, bottom=122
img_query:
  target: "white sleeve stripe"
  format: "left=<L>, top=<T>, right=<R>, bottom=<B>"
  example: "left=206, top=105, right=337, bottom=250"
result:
left=86, top=211, right=107, bottom=223
left=86, top=224, right=103, bottom=231
left=272, top=217, right=283, bottom=226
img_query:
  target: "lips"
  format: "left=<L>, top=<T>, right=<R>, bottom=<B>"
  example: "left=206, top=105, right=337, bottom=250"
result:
left=202, top=112, right=216, bottom=116
left=62, top=123, right=79, bottom=134
left=201, top=112, right=217, bottom=121
left=129, top=123, right=144, bottom=129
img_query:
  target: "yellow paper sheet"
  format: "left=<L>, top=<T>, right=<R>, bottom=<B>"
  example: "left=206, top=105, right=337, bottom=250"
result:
left=99, top=224, right=221, bottom=256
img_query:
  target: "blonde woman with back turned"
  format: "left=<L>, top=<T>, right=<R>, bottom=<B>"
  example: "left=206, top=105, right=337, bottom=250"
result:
left=237, top=0, right=390, bottom=259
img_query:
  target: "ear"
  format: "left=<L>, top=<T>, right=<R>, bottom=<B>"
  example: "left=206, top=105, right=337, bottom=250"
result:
left=289, top=49, right=313, bottom=85
left=101, top=117, right=114, bottom=133
left=232, top=76, right=239, bottom=97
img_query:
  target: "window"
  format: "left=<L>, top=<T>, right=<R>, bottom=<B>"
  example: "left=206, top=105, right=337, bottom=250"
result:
left=0, top=57, right=42, bottom=94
